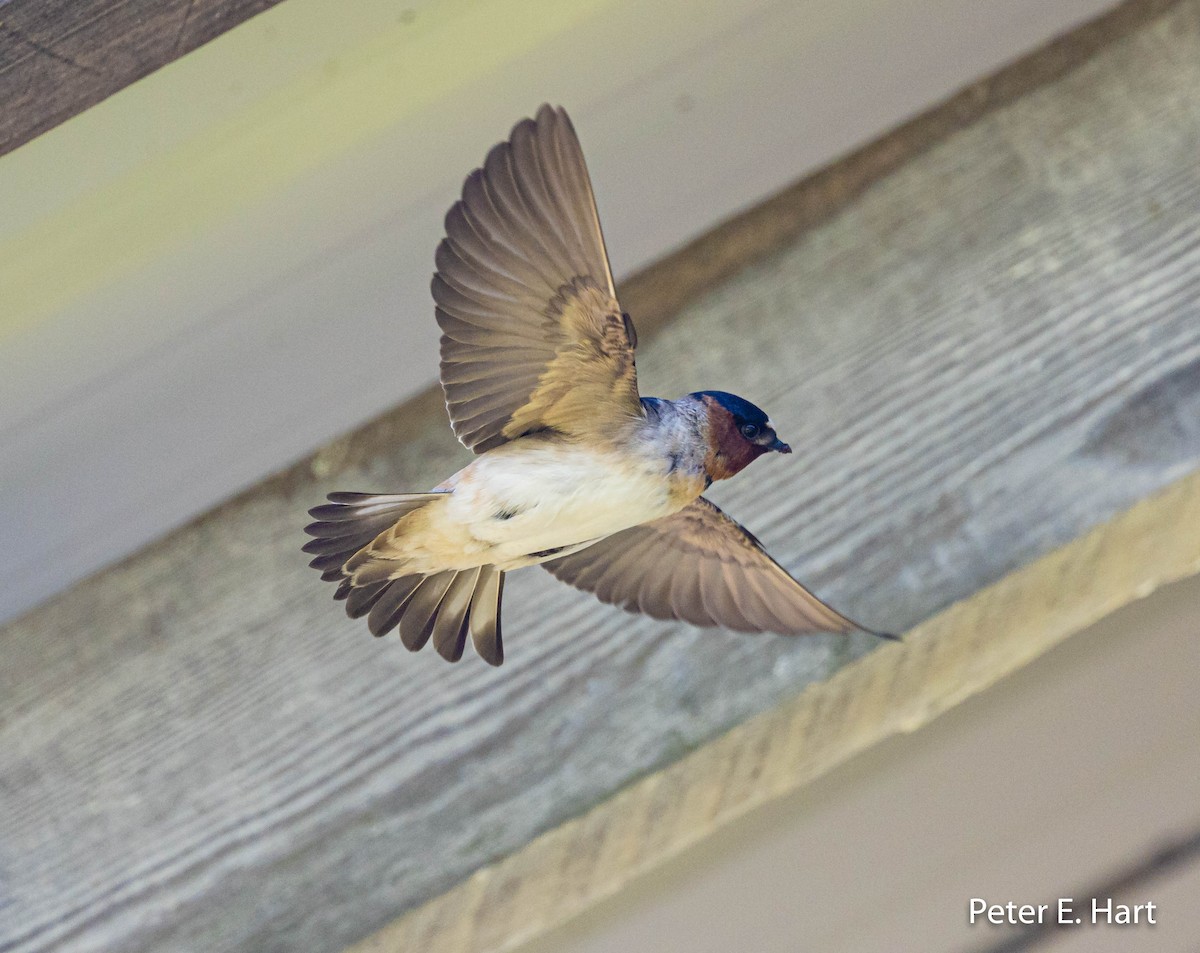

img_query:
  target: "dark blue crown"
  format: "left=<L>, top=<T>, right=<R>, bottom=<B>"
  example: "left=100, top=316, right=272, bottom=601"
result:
left=690, top=391, right=770, bottom=426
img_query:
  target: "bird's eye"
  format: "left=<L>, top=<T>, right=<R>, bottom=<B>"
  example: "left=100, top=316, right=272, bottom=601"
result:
left=740, top=423, right=760, bottom=440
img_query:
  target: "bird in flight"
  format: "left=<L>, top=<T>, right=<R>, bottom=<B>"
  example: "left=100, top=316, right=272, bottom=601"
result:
left=304, top=104, right=890, bottom=665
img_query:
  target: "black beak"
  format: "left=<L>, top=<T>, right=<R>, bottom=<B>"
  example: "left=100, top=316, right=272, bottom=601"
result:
left=769, top=437, right=792, bottom=454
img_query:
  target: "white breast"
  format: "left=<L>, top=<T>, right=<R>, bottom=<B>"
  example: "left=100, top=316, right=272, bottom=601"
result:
left=440, top=439, right=681, bottom=569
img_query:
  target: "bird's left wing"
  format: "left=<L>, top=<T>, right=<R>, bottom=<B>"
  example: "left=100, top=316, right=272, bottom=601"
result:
left=543, top=497, right=873, bottom=635
left=434, top=104, right=642, bottom=454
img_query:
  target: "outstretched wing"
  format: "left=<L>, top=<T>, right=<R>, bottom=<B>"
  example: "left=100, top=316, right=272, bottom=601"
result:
left=543, top=498, right=882, bottom=636
left=434, top=104, right=642, bottom=454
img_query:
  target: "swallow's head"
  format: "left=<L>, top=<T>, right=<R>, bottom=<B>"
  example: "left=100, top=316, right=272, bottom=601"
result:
left=692, top=390, right=791, bottom=481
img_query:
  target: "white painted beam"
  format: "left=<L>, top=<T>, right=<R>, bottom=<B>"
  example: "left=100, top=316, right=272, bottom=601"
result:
left=0, top=0, right=1119, bottom=622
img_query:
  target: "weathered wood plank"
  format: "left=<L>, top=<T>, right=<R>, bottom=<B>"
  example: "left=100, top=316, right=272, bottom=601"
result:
left=617, top=0, right=1182, bottom=333
left=0, top=0, right=285, bottom=156
left=4, top=2, right=1200, bottom=952
left=349, top=473, right=1200, bottom=953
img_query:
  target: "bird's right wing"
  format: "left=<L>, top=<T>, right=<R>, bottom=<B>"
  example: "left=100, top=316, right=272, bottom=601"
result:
left=434, top=104, right=642, bottom=454
left=543, top=497, right=874, bottom=636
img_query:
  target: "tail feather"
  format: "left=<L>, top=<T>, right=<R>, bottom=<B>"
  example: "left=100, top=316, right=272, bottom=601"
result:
left=303, top=491, right=445, bottom=580
left=367, top=575, right=425, bottom=637
left=469, top=569, right=504, bottom=665
left=398, top=572, right=457, bottom=651
left=340, top=569, right=506, bottom=664
left=345, top=580, right=389, bottom=619
left=431, top=568, right=482, bottom=662
left=305, top=490, right=506, bottom=664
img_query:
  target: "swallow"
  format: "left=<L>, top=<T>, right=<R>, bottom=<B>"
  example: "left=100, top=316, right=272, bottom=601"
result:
left=304, top=104, right=892, bottom=665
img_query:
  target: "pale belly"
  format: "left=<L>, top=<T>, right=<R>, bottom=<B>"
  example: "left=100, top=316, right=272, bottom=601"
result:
left=419, top=440, right=700, bottom=572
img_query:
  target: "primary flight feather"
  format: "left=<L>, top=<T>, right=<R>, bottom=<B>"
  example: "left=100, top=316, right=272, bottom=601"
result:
left=304, top=104, right=890, bottom=665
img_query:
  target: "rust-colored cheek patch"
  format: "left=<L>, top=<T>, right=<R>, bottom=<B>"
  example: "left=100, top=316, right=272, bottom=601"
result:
left=702, top=399, right=763, bottom=481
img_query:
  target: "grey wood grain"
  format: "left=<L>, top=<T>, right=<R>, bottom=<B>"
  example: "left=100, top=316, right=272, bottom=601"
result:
left=0, top=0, right=285, bottom=156
left=4, top=3, right=1200, bottom=952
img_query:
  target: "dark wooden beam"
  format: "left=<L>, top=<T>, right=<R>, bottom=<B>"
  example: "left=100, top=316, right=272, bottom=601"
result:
left=0, top=0, right=285, bottom=156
